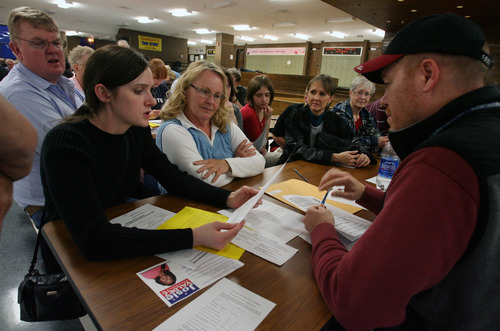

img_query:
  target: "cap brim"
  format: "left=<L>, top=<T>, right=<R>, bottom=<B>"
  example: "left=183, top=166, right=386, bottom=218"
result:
left=354, top=54, right=404, bottom=84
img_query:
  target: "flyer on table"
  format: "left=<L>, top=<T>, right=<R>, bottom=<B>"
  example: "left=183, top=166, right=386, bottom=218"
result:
left=137, top=261, right=200, bottom=307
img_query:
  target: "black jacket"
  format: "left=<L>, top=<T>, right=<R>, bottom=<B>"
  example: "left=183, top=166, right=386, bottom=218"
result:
left=278, top=104, right=376, bottom=165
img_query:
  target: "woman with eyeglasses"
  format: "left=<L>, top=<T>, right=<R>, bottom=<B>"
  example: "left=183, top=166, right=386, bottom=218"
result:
left=40, top=46, right=260, bottom=272
left=333, top=76, right=388, bottom=153
left=156, top=61, right=265, bottom=189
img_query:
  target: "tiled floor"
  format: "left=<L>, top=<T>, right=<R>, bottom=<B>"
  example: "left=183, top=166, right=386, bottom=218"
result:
left=0, top=202, right=86, bottom=330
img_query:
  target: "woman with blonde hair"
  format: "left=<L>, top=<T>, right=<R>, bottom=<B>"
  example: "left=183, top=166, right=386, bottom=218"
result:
left=157, top=60, right=264, bottom=188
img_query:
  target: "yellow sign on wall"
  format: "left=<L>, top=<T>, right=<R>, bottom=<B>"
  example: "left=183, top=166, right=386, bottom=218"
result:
left=138, top=35, right=162, bottom=51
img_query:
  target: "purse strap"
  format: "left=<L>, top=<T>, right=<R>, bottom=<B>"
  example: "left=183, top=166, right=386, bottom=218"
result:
left=28, top=208, right=47, bottom=275
left=27, top=134, right=130, bottom=275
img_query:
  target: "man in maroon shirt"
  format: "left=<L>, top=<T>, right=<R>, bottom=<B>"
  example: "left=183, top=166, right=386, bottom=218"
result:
left=302, top=13, right=499, bottom=330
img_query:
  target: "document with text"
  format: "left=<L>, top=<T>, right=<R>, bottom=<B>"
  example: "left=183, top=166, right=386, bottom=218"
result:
left=283, top=195, right=372, bottom=241
left=109, top=204, right=175, bottom=229
left=231, top=226, right=298, bottom=266
left=154, top=278, right=275, bottom=331
left=219, top=199, right=305, bottom=243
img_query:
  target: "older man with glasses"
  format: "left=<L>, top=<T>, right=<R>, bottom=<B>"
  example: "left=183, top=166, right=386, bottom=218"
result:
left=0, top=6, right=84, bottom=227
left=333, top=76, right=389, bottom=153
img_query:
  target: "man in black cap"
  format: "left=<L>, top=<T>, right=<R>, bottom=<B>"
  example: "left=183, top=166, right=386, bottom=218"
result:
left=302, top=13, right=499, bottom=330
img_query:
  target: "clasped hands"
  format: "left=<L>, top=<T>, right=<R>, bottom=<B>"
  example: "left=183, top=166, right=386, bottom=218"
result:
left=193, top=139, right=256, bottom=183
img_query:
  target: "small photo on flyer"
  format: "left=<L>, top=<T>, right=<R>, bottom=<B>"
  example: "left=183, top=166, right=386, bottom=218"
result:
left=138, top=261, right=200, bottom=307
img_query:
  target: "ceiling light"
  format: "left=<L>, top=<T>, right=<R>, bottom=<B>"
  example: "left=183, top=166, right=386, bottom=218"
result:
left=233, top=25, right=253, bottom=31
left=170, top=9, right=195, bottom=17
left=411, top=9, right=418, bottom=12
left=187, top=40, right=197, bottom=45
left=456, top=5, right=464, bottom=9
left=272, top=22, right=296, bottom=27
left=57, top=1, right=75, bottom=9
left=195, top=29, right=213, bottom=34
left=262, top=35, right=278, bottom=41
left=137, top=17, right=158, bottom=24
left=330, top=31, right=346, bottom=39
left=212, top=1, right=236, bottom=9
left=293, top=33, right=309, bottom=40
left=65, top=30, right=80, bottom=36
left=325, top=17, right=354, bottom=23
left=238, top=36, right=254, bottom=42
left=372, top=28, right=385, bottom=37
left=200, top=39, right=214, bottom=44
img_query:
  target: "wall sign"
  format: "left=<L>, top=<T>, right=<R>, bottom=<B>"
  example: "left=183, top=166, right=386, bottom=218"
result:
left=246, top=47, right=306, bottom=56
left=138, top=35, right=162, bottom=51
left=207, top=49, right=216, bottom=55
left=323, top=47, right=362, bottom=56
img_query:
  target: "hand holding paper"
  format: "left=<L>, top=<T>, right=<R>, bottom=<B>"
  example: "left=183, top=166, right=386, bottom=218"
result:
left=192, top=221, right=245, bottom=251
left=226, top=185, right=262, bottom=210
left=227, top=162, right=287, bottom=224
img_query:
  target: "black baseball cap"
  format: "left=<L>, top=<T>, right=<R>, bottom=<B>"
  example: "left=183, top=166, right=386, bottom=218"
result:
left=354, top=13, right=493, bottom=84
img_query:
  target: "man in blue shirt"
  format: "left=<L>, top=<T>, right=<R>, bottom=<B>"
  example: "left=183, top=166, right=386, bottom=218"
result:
left=0, top=6, right=84, bottom=226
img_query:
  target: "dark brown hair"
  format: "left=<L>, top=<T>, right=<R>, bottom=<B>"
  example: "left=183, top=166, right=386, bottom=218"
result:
left=246, top=75, right=274, bottom=108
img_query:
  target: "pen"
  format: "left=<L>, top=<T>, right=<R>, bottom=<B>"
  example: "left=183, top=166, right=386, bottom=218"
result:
left=293, top=168, right=308, bottom=182
left=321, top=187, right=332, bottom=205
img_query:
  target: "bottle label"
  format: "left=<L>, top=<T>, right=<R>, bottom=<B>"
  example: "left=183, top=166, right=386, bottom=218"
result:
left=378, top=156, right=399, bottom=178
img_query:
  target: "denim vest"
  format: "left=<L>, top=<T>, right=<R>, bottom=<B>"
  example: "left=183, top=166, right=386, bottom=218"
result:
left=156, top=119, right=233, bottom=193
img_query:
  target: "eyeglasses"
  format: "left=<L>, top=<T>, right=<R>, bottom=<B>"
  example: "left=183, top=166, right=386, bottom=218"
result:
left=190, top=84, right=225, bottom=102
left=14, top=36, right=67, bottom=50
left=352, top=90, right=372, bottom=98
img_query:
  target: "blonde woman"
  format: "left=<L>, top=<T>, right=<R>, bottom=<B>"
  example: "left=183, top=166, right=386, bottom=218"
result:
left=157, top=61, right=265, bottom=188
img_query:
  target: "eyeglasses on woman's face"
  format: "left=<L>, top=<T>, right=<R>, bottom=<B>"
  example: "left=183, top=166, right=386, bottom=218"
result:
left=190, top=84, right=225, bottom=102
left=352, top=90, right=372, bottom=98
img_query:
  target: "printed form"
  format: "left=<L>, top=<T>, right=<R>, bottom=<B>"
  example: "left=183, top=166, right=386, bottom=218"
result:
left=154, top=278, right=275, bottom=331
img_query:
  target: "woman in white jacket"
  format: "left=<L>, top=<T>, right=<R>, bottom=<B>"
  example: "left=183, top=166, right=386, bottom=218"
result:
left=156, top=61, right=265, bottom=189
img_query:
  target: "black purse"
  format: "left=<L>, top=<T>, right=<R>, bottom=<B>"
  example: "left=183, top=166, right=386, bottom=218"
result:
left=18, top=209, right=87, bottom=322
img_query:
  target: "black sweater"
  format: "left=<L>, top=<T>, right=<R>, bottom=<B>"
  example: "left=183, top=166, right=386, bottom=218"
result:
left=41, top=120, right=230, bottom=260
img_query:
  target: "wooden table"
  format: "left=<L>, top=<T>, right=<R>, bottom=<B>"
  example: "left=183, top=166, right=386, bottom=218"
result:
left=42, top=160, right=379, bottom=330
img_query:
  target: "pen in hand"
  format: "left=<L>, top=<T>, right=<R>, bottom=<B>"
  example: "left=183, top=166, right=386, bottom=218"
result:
left=321, top=187, right=332, bottom=205
left=293, top=168, right=308, bottom=182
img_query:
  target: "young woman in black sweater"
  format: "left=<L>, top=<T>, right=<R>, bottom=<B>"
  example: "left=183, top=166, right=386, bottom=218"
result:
left=40, top=45, right=258, bottom=271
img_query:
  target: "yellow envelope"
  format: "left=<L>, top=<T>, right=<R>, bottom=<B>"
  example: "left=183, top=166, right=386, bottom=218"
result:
left=156, top=207, right=245, bottom=260
left=265, top=179, right=362, bottom=214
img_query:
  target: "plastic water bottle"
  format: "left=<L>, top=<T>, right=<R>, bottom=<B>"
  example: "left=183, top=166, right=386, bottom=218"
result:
left=376, top=141, right=400, bottom=191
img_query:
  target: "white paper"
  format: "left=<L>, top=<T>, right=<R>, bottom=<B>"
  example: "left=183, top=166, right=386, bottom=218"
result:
left=154, top=278, right=276, bottom=331
left=299, top=230, right=356, bottom=250
left=227, top=162, right=287, bottom=224
left=366, top=176, right=377, bottom=184
left=231, top=227, right=298, bottom=266
left=109, top=204, right=175, bottom=229
left=327, top=186, right=364, bottom=209
left=157, top=248, right=231, bottom=270
left=219, top=200, right=305, bottom=243
left=283, top=195, right=371, bottom=241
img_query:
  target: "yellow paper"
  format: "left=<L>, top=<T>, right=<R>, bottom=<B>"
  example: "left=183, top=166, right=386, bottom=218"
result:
left=156, top=207, right=245, bottom=260
left=265, top=179, right=362, bottom=214
left=149, top=122, right=160, bottom=128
